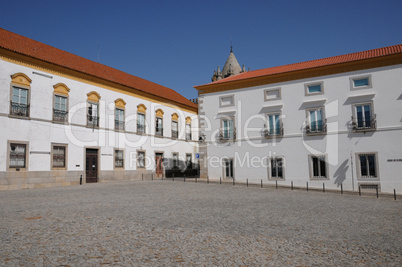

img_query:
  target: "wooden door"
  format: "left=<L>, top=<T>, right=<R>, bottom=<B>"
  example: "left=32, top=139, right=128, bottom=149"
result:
left=86, top=153, right=98, bottom=183
left=155, top=153, right=163, bottom=177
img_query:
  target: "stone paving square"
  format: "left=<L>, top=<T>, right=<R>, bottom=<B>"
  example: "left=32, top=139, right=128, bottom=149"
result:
left=0, top=180, right=401, bottom=266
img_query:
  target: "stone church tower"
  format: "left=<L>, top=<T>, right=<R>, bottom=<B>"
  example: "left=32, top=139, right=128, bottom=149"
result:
left=211, top=46, right=247, bottom=82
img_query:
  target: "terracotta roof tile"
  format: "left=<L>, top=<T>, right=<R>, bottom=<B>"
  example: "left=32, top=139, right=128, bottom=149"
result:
left=0, top=28, right=197, bottom=110
left=198, top=43, right=402, bottom=86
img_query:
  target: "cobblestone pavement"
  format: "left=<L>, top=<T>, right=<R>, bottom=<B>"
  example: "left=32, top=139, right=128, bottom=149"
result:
left=0, top=180, right=401, bottom=266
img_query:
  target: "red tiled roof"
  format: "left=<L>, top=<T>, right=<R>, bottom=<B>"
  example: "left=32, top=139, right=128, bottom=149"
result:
left=0, top=28, right=197, bottom=110
left=198, top=43, right=402, bottom=87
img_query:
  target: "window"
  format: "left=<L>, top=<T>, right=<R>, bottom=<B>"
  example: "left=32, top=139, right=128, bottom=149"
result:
left=306, top=108, right=326, bottom=134
left=114, top=99, right=126, bottom=131
left=220, top=118, right=235, bottom=141
left=9, top=143, right=27, bottom=168
left=270, top=157, right=284, bottom=179
left=354, top=78, right=369, bottom=87
left=310, top=155, right=327, bottom=179
left=186, top=154, right=192, bottom=169
left=53, top=95, right=68, bottom=123
left=53, top=83, right=70, bottom=123
left=351, top=75, right=372, bottom=89
left=87, top=102, right=99, bottom=127
left=172, top=153, right=179, bottom=168
left=11, top=87, right=29, bottom=117
left=185, top=123, right=191, bottom=140
left=137, top=113, right=146, bottom=134
left=352, top=103, right=376, bottom=131
left=137, top=104, right=147, bottom=134
left=172, top=121, right=178, bottom=139
left=155, top=117, right=163, bottom=136
left=86, top=91, right=100, bottom=127
left=219, top=95, right=234, bottom=107
left=264, top=88, right=281, bottom=101
left=155, top=109, right=164, bottom=136
left=10, top=73, right=31, bottom=118
left=358, top=153, right=377, bottom=178
left=115, top=149, right=124, bottom=168
left=52, top=145, right=66, bottom=168
left=264, top=113, right=282, bottom=137
left=137, top=151, right=145, bottom=168
left=115, top=108, right=125, bottom=131
left=305, top=83, right=323, bottom=95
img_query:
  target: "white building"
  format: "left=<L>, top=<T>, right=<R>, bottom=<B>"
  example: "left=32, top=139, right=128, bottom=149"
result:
left=0, top=28, right=198, bottom=190
left=195, top=44, right=402, bottom=194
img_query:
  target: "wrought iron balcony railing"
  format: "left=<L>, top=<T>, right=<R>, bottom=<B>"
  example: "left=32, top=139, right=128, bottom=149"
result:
left=137, top=124, right=146, bottom=134
left=305, top=119, right=327, bottom=135
left=155, top=127, right=163, bottom=137
left=10, top=101, right=29, bottom=117
left=218, top=127, right=236, bottom=142
left=115, top=120, right=125, bottom=131
left=263, top=124, right=284, bottom=138
left=53, top=109, right=68, bottom=123
left=351, top=115, right=376, bottom=132
left=186, top=132, right=192, bottom=141
left=87, top=115, right=99, bottom=127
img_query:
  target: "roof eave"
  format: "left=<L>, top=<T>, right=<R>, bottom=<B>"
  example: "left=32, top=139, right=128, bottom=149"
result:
left=195, top=53, right=402, bottom=94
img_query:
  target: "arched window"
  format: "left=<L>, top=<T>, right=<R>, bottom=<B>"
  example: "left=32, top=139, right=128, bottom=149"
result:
left=53, top=83, right=70, bottom=123
left=87, top=91, right=101, bottom=127
left=185, top=117, right=192, bottom=140
left=114, top=98, right=126, bottom=131
left=171, top=113, right=179, bottom=139
left=10, top=73, right=32, bottom=117
left=137, top=104, right=147, bottom=134
left=155, top=109, right=164, bottom=137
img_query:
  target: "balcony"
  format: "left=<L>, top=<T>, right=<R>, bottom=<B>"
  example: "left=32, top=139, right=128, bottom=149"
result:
left=263, top=124, right=283, bottom=138
left=155, top=127, right=163, bottom=137
left=218, top=128, right=236, bottom=142
left=186, top=132, right=192, bottom=141
left=87, top=115, right=99, bottom=127
left=172, top=130, right=178, bottom=139
left=351, top=115, right=376, bottom=132
left=53, top=109, right=68, bottom=123
left=115, top=120, right=125, bottom=131
left=305, top=119, right=327, bottom=135
left=10, top=101, right=29, bottom=117
left=137, top=124, right=146, bottom=134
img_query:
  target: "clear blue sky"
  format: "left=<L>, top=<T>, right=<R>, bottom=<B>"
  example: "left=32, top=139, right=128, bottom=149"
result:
left=1, top=0, right=401, bottom=100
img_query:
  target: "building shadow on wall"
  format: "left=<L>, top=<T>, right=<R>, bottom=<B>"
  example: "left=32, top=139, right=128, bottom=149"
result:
left=333, top=159, right=349, bottom=187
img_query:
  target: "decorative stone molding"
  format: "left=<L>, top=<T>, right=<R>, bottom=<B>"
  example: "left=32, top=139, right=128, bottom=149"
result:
left=87, top=91, right=101, bottom=103
left=53, top=83, right=70, bottom=96
left=171, top=113, right=179, bottom=121
left=11, top=73, right=32, bottom=88
left=115, top=98, right=126, bottom=109
left=137, top=104, right=147, bottom=113
left=156, top=109, right=164, bottom=118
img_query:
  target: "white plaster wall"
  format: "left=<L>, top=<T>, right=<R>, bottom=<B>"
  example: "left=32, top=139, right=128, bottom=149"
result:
left=201, top=64, right=402, bottom=194
left=0, top=58, right=198, bottom=175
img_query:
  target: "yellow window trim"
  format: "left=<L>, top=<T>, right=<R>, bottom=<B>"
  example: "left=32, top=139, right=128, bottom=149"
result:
left=185, top=116, right=192, bottom=124
left=11, top=72, right=32, bottom=88
left=115, top=98, right=126, bottom=109
left=53, top=83, right=70, bottom=96
left=87, top=91, right=101, bottom=103
left=171, top=113, right=179, bottom=121
left=156, top=109, right=164, bottom=118
left=137, top=103, right=147, bottom=113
